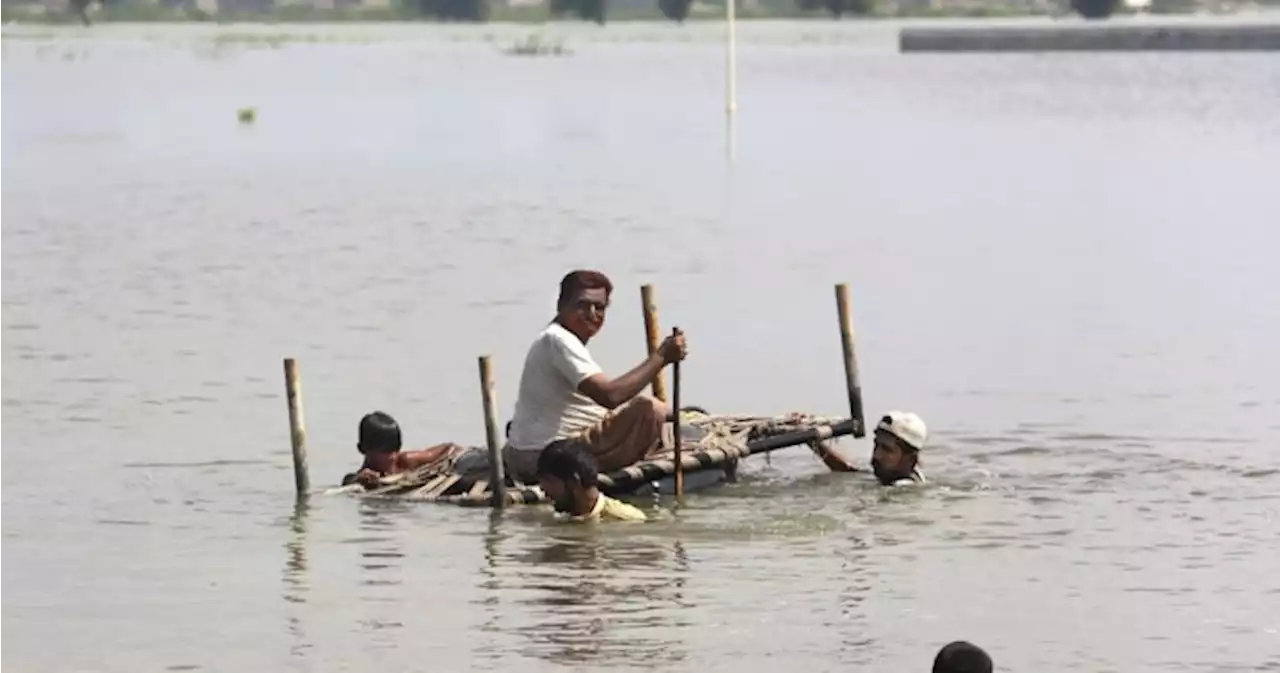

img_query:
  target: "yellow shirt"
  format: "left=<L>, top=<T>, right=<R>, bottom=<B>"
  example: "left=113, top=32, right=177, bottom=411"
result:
left=566, top=494, right=648, bottom=522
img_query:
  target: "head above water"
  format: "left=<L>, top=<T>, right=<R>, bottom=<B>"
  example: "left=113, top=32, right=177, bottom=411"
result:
left=555, top=270, right=613, bottom=342
left=932, top=640, right=992, bottom=673
left=870, top=411, right=927, bottom=485
left=536, top=439, right=600, bottom=515
left=358, top=411, right=402, bottom=472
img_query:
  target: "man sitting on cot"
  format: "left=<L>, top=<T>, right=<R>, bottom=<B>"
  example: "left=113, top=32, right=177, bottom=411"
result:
left=536, top=438, right=648, bottom=522
left=503, top=269, right=688, bottom=484
left=343, top=411, right=486, bottom=490
left=809, top=411, right=929, bottom=486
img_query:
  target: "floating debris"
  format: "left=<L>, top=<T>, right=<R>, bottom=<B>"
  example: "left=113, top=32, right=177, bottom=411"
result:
left=504, top=33, right=571, bottom=57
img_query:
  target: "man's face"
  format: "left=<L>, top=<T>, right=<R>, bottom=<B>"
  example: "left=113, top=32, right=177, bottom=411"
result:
left=538, top=474, right=577, bottom=513
left=361, top=449, right=396, bottom=474
left=870, top=431, right=915, bottom=485
left=561, top=287, right=609, bottom=340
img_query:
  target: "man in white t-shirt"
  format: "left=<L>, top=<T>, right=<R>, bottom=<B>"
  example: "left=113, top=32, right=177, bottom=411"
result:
left=503, top=270, right=688, bottom=484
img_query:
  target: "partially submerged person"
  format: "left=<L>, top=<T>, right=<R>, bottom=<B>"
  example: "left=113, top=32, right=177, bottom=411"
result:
left=536, top=439, right=647, bottom=522
left=932, top=640, right=993, bottom=673
left=809, top=410, right=928, bottom=486
left=503, top=269, right=688, bottom=484
left=343, top=411, right=485, bottom=490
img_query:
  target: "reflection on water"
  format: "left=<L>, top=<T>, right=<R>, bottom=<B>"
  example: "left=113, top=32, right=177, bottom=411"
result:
left=833, top=535, right=874, bottom=668
left=283, top=500, right=310, bottom=603
left=281, top=500, right=312, bottom=665
left=353, top=501, right=409, bottom=650
left=481, top=514, right=693, bottom=669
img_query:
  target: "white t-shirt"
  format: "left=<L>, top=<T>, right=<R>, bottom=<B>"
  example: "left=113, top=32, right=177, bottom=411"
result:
left=508, top=322, right=609, bottom=452
left=891, top=467, right=927, bottom=487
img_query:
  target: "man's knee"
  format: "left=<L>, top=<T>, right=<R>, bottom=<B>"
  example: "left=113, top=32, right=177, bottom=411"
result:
left=502, top=444, right=540, bottom=484
left=626, top=394, right=667, bottom=421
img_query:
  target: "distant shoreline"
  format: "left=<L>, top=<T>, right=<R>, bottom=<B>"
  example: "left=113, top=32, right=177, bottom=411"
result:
left=5, top=3, right=1278, bottom=29
left=0, top=2, right=1167, bottom=26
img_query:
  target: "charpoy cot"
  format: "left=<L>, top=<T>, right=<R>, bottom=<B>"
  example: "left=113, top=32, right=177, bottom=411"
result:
left=280, top=283, right=870, bottom=507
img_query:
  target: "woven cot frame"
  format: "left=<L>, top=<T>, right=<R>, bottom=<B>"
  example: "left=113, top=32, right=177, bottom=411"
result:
left=325, top=412, right=855, bottom=507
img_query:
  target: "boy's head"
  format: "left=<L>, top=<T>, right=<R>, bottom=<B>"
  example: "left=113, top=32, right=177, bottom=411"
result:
left=870, top=411, right=927, bottom=485
left=932, top=641, right=992, bottom=673
left=358, top=412, right=402, bottom=472
left=536, top=439, right=599, bottom=514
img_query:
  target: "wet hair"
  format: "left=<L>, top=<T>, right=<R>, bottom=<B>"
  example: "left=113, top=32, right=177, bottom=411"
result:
left=536, top=439, right=599, bottom=488
left=556, top=270, right=613, bottom=310
left=932, top=641, right=992, bottom=673
left=358, top=411, right=402, bottom=454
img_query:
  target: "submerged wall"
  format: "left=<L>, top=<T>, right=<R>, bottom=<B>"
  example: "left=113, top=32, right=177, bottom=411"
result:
left=899, top=22, right=1280, bottom=52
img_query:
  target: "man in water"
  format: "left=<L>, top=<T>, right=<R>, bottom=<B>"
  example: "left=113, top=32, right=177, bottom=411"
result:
left=809, top=410, right=928, bottom=486
left=932, top=640, right=993, bottom=673
left=503, top=269, right=688, bottom=484
left=343, top=411, right=485, bottom=489
left=536, top=439, right=648, bottom=522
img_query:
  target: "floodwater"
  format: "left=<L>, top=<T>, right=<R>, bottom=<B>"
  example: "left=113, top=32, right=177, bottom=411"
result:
left=3, top=18, right=1280, bottom=673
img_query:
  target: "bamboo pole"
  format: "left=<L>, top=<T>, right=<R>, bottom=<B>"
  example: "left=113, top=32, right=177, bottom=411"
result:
left=477, top=355, right=506, bottom=509
left=283, top=358, right=311, bottom=497
left=725, top=0, right=737, bottom=161
left=726, top=0, right=737, bottom=118
left=834, top=284, right=867, bottom=438
left=671, top=327, right=684, bottom=498
left=640, top=284, right=668, bottom=403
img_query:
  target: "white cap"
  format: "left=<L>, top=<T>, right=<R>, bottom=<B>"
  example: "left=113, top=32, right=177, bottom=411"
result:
left=876, top=411, right=928, bottom=450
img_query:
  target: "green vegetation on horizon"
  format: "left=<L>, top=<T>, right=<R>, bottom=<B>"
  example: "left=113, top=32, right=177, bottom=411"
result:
left=0, top=0, right=1240, bottom=26
left=0, top=0, right=1082, bottom=26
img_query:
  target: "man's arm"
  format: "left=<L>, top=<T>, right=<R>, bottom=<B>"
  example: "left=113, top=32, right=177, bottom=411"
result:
left=397, top=443, right=460, bottom=471
left=548, top=328, right=683, bottom=410
left=808, top=441, right=860, bottom=473
left=577, top=352, right=667, bottom=410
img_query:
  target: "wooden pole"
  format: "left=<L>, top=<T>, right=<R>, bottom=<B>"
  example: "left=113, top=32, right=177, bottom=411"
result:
left=726, top=0, right=737, bottom=119
left=640, top=284, right=668, bottom=403
left=834, top=284, right=867, bottom=438
left=283, top=358, right=311, bottom=497
left=478, top=355, right=506, bottom=509
left=725, top=0, right=737, bottom=161
left=670, top=327, right=684, bottom=498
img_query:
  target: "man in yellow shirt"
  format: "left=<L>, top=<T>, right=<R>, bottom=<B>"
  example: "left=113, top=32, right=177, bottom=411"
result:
left=536, top=439, right=648, bottom=522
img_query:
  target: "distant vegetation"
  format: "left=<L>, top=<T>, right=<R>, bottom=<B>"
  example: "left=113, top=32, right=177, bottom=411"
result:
left=1069, top=0, right=1117, bottom=17
left=657, top=0, right=692, bottom=21
left=0, top=0, right=1255, bottom=25
left=549, top=0, right=606, bottom=24
left=416, top=0, right=491, bottom=20
left=796, top=0, right=873, bottom=17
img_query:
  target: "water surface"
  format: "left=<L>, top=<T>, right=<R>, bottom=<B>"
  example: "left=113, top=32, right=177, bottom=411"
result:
left=4, top=20, right=1280, bottom=672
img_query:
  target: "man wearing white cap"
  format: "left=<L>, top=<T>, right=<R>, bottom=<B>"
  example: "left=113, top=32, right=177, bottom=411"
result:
left=809, top=411, right=928, bottom=486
